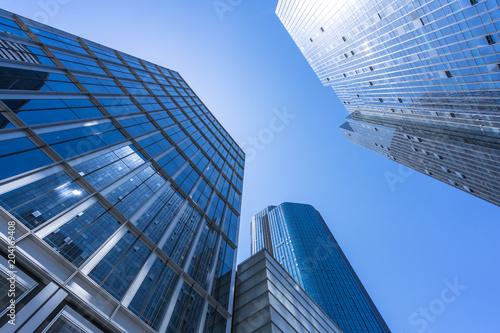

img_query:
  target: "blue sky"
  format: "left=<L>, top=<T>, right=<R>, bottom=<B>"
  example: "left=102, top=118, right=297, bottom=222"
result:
left=2, top=1, right=499, bottom=332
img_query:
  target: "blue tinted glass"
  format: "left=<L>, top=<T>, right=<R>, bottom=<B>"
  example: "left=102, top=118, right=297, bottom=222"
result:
left=128, top=258, right=179, bottom=329
left=44, top=203, right=121, bottom=267
left=166, top=283, right=204, bottom=333
left=0, top=137, right=52, bottom=180
left=89, top=231, right=151, bottom=300
left=0, top=171, right=87, bottom=229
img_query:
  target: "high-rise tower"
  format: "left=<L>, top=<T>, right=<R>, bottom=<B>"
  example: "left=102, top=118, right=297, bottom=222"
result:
left=251, top=202, right=391, bottom=333
left=0, top=9, right=244, bottom=333
left=276, top=0, right=500, bottom=206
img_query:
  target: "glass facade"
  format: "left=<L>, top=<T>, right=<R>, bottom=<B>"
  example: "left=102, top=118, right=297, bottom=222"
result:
left=251, top=202, right=390, bottom=333
left=277, top=0, right=500, bottom=206
left=0, top=9, right=244, bottom=333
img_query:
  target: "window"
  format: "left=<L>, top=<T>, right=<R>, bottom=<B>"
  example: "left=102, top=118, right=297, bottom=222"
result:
left=445, top=70, right=452, bottom=78
left=398, top=98, right=403, bottom=103
left=343, top=73, right=347, bottom=77
left=470, top=0, right=478, bottom=5
left=434, top=153, right=443, bottom=159
left=326, top=78, right=330, bottom=81
left=356, top=94, right=360, bottom=97
left=344, top=53, right=348, bottom=58
left=450, top=113, right=456, bottom=118
left=350, top=50, right=355, bottom=55
left=45, top=315, right=87, bottom=333
left=455, top=172, right=466, bottom=179
left=441, top=166, right=451, bottom=173
left=320, top=27, right=324, bottom=32
left=128, top=258, right=179, bottom=329
left=310, top=38, right=313, bottom=42
left=0, top=136, right=53, bottom=181
left=379, top=98, right=384, bottom=102
left=369, top=66, right=374, bottom=71
left=464, top=186, right=474, bottom=193
left=369, top=81, right=373, bottom=86
left=342, top=36, right=346, bottom=42
left=1, top=270, right=27, bottom=312
left=425, top=169, right=432, bottom=176
left=486, top=35, right=495, bottom=45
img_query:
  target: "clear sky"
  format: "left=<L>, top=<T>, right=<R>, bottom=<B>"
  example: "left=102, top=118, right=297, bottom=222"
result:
left=1, top=1, right=499, bottom=332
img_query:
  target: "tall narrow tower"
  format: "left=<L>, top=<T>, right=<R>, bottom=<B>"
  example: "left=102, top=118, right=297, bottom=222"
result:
left=251, top=202, right=391, bottom=333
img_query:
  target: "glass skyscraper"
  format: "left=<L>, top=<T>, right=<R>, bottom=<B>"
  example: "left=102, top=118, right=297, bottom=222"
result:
left=251, top=202, right=391, bottom=333
left=276, top=0, right=500, bottom=206
left=0, top=9, right=244, bottom=333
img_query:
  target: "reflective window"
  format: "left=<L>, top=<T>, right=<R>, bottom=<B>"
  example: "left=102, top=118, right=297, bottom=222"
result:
left=222, top=208, right=239, bottom=243
left=52, top=52, right=105, bottom=75
left=45, top=315, right=86, bottom=333
left=191, top=179, right=212, bottom=210
left=128, top=258, right=179, bottom=330
left=88, top=231, right=151, bottom=300
left=175, top=164, right=199, bottom=194
left=166, top=283, right=204, bottom=333
left=98, top=98, right=141, bottom=115
left=137, top=133, right=171, bottom=158
left=134, top=187, right=183, bottom=244
left=203, top=305, right=227, bottom=333
left=40, top=122, right=125, bottom=159
left=0, top=171, right=87, bottom=229
left=2, top=98, right=103, bottom=125
left=0, top=67, right=79, bottom=92
left=0, top=39, right=54, bottom=67
left=76, top=75, right=123, bottom=94
left=211, top=239, right=234, bottom=310
left=44, top=203, right=121, bottom=267
left=187, top=222, right=218, bottom=288
left=156, top=148, right=186, bottom=177
left=117, top=115, right=156, bottom=137
left=29, top=26, right=86, bottom=54
left=162, top=204, right=201, bottom=266
left=0, top=17, right=28, bottom=38
left=74, top=145, right=146, bottom=191
left=207, top=193, right=225, bottom=226
left=0, top=270, right=27, bottom=313
left=105, top=166, right=166, bottom=218
left=0, top=136, right=52, bottom=180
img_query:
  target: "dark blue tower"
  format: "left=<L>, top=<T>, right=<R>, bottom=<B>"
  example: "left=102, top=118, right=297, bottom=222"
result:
left=251, top=202, right=390, bottom=333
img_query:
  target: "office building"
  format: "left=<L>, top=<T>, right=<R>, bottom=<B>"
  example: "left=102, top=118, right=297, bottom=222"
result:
left=251, top=202, right=390, bottom=333
left=276, top=0, right=500, bottom=206
left=232, top=250, right=342, bottom=333
left=0, top=9, right=244, bottom=333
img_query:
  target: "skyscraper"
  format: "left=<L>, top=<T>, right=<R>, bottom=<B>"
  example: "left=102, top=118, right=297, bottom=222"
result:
left=0, top=9, right=244, bottom=333
left=276, top=0, right=500, bottom=206
left=233, top=250, right=342, bottom=333
left=251, top=202, right=391, bottom=333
